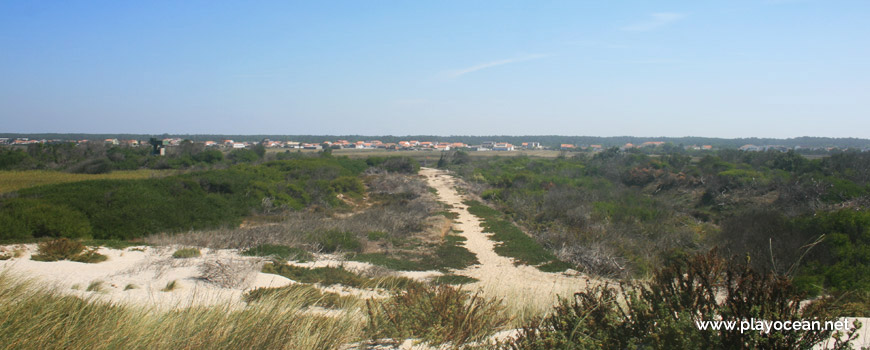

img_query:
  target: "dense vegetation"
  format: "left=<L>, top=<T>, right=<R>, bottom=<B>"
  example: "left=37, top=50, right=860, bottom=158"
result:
left=0, top=156, right=369, bottom=240
left=0, top=142, right=235, bottom=173
left=500, top=250, right=862, bottom=350
left=446, top=149, right=870, bottom=299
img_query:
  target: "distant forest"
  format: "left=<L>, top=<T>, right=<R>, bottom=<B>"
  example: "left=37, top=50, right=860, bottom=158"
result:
left=3, top=133, right=870, bottom=149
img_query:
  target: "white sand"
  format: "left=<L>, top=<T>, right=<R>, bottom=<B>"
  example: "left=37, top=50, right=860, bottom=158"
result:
left=0, top=245, right=293, bottom=309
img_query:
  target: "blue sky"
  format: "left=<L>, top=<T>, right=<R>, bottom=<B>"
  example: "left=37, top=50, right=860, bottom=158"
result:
left=1, top=0, right=868, bottom=137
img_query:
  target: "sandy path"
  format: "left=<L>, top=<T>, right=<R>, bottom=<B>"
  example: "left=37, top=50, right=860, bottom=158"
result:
left=420, top=167, right=592, bottom=313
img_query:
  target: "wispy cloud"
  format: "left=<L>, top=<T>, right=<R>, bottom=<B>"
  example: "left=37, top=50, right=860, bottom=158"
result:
left=621, top=12, right=687, bottom=32
left=442, top=54, right=551, bottom=80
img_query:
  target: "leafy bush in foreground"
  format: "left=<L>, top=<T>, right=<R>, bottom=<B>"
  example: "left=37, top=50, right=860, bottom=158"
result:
left=501, top=250, right=862, bottom=350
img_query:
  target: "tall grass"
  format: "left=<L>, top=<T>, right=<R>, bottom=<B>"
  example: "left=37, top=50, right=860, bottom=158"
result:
left=0, top=272, right=364, bottom=350
left=0, top=169, right=174, bottom=193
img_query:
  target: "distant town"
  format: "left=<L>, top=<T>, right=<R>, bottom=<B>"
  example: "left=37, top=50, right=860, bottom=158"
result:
left=2, top=136, right=865, bottom=154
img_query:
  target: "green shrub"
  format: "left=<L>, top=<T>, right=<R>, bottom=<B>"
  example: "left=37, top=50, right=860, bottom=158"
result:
left=366, top=284, right=508, bottom=345
left=0, top=198, right=91, bottom=240
left=3, top=157, right=369, bottom=240
left=367, top=156, right=420, bottom=174
left=172, top=248, right=201, bottom=259
left=262, top=262, right=367, bottom=287
left=310, top=231, right=361, bottom=253
left=71, top=247, right=109, bottom=263
left=366, top=231, right=387, bottom=241
left=329, top=176, right=365, bottom=196
left=242, top=244, right=313, bottom=262
left=31, top=238, right=85, bottom=261
left=501, top=250, right=861, bottom=349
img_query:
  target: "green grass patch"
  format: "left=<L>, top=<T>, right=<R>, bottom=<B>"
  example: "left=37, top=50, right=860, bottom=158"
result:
left=172, top=248, right=201, bottom=259
left=537, top=260, right=574, bottom=273
left=431, top=274, right=478, bottom=285
left=435, top=210, right=459, bottom=220
left=366, top=231, right=388, bottom=241
left=350, top=253, right=433, bottom=271
left=0, top=169, right=176, bottom=194
left=262, top=262, right=368, bottom=288
left=242, top=244, right=313, bottom=262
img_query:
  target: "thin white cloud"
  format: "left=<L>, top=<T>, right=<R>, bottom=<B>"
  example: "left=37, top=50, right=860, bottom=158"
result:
left=621, top=12, right=687, bottom=32
left=443, top=54, right=551, bottom=79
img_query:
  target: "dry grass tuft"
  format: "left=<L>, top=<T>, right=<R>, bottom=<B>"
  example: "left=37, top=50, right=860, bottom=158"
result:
left=0, top=271, right=364, bottom=349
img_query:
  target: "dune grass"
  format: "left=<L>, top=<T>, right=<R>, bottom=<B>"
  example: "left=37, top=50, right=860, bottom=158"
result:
left=365, top=284, right=509, bottom=346
left=171, top=248, right=201, bottom=259
left=30, top=238, right=107, bottom=263
left=0, top=169, right=175, bottom=194
left=241, top=244, right=313, bottom=262
left=0, top=272, right=364, bottom=350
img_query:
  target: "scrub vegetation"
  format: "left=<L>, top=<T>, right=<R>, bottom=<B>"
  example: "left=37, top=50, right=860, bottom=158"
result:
left=445, top=148, right=870, bottom=303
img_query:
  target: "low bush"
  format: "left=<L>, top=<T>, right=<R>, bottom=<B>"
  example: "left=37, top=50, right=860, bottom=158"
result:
left=366, top=284, right=508, bottom=345
left=71, top=247, right=109, bottom=263
left=242, top=244, right=313, bottom=262
left=31, top=238, right=106, bottom=263
left=262, top=262, right=367, bottom=288
left=309, top=231, right=361, bottom=253
left=501, top=250, right=862, bottom=349
left=172, top=248, right=201, bottom=259
left=366, top=231, right=388, bottom=241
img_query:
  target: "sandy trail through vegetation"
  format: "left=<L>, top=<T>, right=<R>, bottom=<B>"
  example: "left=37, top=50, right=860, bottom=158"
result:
left=420, top=167, right=592, bottom=313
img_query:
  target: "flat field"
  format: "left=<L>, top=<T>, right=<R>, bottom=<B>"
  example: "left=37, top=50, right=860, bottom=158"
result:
left=0, top=169, right=177, bottom=193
